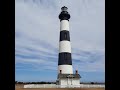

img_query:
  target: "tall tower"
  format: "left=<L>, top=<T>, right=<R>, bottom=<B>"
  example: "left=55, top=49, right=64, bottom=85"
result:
left=58, top=6, right=73, bottom=74
left=57, top=6, right=81, bottom=86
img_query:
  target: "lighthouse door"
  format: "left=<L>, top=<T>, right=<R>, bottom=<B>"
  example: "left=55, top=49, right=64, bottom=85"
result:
left=67, top=78, right=72, bottom=85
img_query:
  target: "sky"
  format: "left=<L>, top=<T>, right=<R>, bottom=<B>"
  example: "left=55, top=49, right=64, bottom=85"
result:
left=15, top=0, right=105, bottom=82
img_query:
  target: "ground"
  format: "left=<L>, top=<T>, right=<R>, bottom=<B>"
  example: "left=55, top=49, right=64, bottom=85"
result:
left=15, top=84, right=105, bottom=90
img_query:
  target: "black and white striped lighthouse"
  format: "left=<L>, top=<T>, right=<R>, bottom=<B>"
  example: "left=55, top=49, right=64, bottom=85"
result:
left=56, top=6, right=81, bottom=86
left=58, top=6, right=73, bottom=74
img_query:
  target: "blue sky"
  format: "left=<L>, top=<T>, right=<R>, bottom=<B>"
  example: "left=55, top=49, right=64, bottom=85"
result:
left=15, top=0, right=105, bottom=82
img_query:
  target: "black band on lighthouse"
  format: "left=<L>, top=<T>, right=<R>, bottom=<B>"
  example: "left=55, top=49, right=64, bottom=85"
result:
left=59, top=6, right=70, bottom=21
left=60, top=30, right=70, bottom=41
left=59, top=12, right=70, bottom=21
left=58, top=52, right=72, bottom=65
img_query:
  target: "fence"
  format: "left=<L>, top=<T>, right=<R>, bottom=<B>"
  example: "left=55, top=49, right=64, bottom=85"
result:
left=24, top=84, right=105, bottom=88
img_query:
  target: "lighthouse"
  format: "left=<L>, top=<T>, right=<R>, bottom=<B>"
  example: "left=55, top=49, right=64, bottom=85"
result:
left=56, top=6, right=81, bottom=86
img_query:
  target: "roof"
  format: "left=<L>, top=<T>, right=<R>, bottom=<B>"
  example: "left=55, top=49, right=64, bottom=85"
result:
left=57, top=74, right=81, bottom=79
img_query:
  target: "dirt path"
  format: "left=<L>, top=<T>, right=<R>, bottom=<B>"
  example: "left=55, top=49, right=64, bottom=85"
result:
left=16, top=88, right=105, bottom=90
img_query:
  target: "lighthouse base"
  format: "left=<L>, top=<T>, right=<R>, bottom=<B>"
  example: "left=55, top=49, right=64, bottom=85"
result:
left=56, top=74, right=81, bottom=85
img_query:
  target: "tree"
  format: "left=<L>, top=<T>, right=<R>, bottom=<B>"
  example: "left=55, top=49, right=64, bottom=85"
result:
left=91, top=82, right=94, bottom=84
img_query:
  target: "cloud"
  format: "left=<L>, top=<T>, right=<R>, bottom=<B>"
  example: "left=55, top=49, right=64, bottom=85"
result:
left=15, top=0, right=105, bottom=73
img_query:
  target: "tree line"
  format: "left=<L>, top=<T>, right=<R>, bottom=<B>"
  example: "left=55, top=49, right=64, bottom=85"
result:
left=15, top=81, right=56, bottom=84
left=81, top=82, right=105, bottom=85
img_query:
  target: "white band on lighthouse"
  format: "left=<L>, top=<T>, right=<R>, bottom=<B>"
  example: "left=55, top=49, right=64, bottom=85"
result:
left=60, top=20, right=69, bottom=31
left=59, top=41, right=71, bottom=53
left=58, top=65, right=73, bottom=74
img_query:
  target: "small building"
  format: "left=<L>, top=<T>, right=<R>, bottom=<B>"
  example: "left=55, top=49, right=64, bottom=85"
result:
left=56, top=70, right=81, bottom=85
